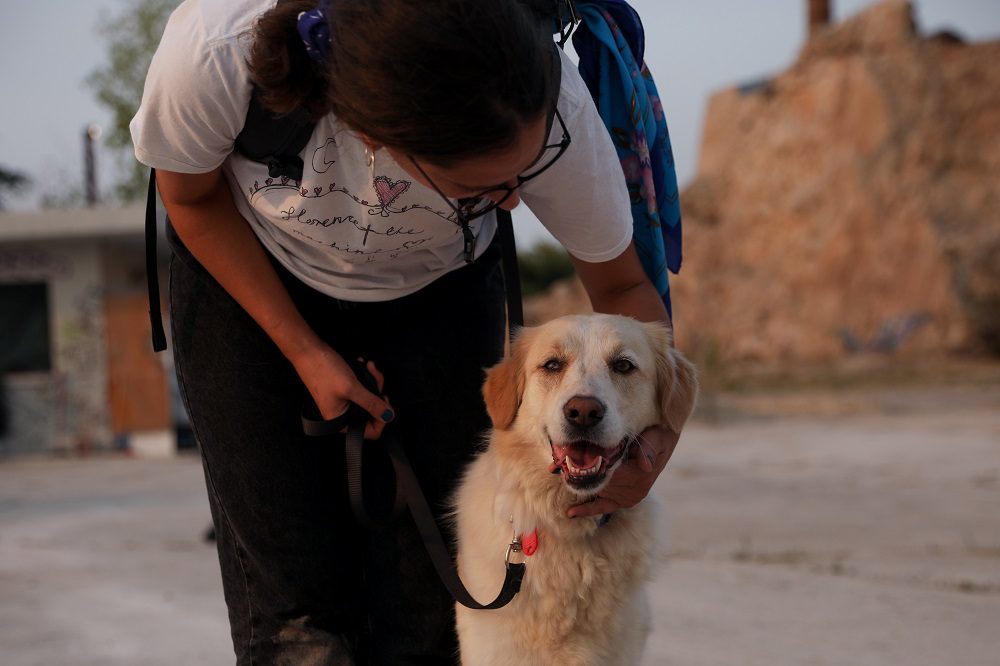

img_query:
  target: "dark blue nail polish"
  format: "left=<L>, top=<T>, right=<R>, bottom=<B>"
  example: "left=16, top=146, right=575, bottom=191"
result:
left=381, top=409, right=395, bottom=423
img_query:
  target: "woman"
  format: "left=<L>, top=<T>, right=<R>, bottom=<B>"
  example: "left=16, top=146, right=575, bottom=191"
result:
left=131, top=0, right=681, bottom=663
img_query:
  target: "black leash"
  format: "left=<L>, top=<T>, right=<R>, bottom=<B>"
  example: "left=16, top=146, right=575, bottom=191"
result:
left=301, top=359, right=527, bottom=611
left=300, top=208, right=526, bottom=610
left=385, top=430, right=527, bottom=610
left=301, top=363, right=406, bottom=527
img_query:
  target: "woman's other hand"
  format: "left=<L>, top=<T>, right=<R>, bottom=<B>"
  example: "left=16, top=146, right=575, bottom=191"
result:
left=293, top=348, right=394, bottom=440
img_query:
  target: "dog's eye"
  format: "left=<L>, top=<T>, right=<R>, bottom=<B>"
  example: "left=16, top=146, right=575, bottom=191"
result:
left=611, top=358, right=636, bottom=374
left=542, top=358, right=564, bottom=373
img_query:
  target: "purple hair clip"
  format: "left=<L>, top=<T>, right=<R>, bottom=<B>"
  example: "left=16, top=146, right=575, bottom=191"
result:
left=297, top=3, right=331, bottom=63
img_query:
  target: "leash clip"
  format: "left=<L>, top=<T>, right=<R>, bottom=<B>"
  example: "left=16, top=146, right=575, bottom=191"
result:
left=505, top=515, right=524, bottom=569
left=505, top=536, right=524, bottom=569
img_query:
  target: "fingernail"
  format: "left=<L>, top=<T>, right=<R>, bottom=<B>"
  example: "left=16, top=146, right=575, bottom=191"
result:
left=381, top=409, right=395, bottom=423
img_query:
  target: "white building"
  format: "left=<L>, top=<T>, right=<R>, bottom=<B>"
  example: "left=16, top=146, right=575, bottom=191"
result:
left=0, top=205, right=175, bottom=456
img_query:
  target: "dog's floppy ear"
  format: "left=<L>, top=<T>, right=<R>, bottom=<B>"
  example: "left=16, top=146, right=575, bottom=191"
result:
left=646, top=322, right=700, bottom=434
left=661, top=351, right=699, bottom=433
left=482, top=328, right=534, bottom=430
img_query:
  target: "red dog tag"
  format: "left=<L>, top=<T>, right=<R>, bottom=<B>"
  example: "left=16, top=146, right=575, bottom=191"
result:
left=520, top=529, right=539, bottom=556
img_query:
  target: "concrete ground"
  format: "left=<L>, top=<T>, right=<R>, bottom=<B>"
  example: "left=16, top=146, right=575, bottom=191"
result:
left=1, top=384, right=998, bottom=665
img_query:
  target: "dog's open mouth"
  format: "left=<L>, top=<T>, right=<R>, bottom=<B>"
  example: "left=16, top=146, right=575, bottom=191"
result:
left=550, top=439, right=630, bottom=490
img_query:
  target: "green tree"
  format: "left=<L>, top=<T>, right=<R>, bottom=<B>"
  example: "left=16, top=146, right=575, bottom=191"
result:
left=518, top=241, right=576, bottom=297
left=0, top=166, right=30, bottom=210
left=87, top=0, right=179, bottom=202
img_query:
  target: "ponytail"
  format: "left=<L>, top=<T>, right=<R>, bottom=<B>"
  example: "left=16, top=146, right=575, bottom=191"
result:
left=248, top=0, right=330, bottom=118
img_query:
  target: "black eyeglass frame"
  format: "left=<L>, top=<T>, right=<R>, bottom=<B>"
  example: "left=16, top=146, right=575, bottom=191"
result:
left=409, top=106, right=570, bottom=263
left=410, top=105, right=570, bottom=216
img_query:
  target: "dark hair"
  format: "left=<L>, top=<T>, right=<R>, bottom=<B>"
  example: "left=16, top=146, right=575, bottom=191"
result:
left=248, top=0, right=557, bottom=165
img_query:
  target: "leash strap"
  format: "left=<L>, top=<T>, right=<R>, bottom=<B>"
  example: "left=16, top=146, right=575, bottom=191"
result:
left=384, top=432, right=527, bottom=610
left=345, top=424, right=406, bottom=529
left=301, top=365, right=526, bottom=610
left=301, top=365, right=406, bottom=528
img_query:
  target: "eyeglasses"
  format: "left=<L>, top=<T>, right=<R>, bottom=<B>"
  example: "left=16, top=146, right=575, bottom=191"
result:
left=410, top=106, right=572, bottom=262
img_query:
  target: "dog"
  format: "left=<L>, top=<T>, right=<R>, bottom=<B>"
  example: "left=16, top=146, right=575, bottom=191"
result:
left=452, top=313, right=698, bottom=665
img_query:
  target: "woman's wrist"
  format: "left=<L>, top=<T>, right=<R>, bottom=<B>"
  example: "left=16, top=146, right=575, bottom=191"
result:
left=271, top=320, right=328, bottom=368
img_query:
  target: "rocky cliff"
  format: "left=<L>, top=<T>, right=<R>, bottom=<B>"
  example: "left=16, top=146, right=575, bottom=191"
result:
left=668, top=0, right=1000, bottom=362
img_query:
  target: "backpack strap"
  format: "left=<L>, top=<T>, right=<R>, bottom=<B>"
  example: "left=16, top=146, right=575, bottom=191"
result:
left=234, top=88, right=315, bottom=181
left=144, top=91, right=319, bottom=351
left=145, top=168, right=167, bottom=352
left=496, top=208, right=524, bottom=331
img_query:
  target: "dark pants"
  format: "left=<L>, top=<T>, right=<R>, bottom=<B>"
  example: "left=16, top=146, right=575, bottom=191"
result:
left=168, top=226, right=506, bottom=665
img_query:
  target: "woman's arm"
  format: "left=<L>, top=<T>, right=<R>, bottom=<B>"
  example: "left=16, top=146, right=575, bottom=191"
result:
left=571, top=241, right=670, bottom=325
left=156, top=168, right=393, bottom=437
left=566, top=242, right=680, bottom=518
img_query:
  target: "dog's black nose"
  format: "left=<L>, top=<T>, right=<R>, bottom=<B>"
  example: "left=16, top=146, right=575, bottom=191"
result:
left=563, top=396, right=605, bottom=428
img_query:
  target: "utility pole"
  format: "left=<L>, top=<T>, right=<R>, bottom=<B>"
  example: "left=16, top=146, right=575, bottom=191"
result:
left=84, top=124, right=102, bottom=207
left=808, top=0, right=831, bottom=39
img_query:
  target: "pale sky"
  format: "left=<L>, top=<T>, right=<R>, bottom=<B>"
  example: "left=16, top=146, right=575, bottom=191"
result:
left=1, top=0, right=997, bottom=246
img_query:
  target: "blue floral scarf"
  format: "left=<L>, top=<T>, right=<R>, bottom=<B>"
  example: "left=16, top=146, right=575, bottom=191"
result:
left=573, top=1, right=683, bottom=319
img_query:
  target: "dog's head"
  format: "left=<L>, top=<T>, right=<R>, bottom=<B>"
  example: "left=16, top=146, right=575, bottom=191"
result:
left=483, top=314, right=698, bottom=497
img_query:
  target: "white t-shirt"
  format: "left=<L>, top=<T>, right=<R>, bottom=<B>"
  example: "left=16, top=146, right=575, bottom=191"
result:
left=131, top=0, right=633, bottom=302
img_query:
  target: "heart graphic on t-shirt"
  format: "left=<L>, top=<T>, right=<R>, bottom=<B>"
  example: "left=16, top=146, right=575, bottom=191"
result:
left=373, top=175, right=411, bottom=207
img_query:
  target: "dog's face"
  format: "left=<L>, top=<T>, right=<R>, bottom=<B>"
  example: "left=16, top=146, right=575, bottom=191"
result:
left=483, top=314, right=698, bottom=497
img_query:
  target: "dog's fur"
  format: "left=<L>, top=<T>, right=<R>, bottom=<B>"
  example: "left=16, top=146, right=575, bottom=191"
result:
left=453, top=314, right=698, bottom=665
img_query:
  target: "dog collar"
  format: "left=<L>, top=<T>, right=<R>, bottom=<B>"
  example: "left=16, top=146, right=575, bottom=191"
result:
left=515, top=514, right=608, bottom=558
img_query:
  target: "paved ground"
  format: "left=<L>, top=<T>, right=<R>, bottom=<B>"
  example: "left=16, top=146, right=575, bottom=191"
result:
left=1, top=384, right=998, bottom=665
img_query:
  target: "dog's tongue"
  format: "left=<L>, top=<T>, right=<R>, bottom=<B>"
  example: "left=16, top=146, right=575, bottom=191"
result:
left=554, top=442, right=604, bottom=468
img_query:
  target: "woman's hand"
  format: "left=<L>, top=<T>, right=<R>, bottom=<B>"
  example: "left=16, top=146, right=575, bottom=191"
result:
left=156, top=168, right=394, bottom=441
left=567, top=425, right=680, bottom=519
left=292, top=346, right=394, bottom=441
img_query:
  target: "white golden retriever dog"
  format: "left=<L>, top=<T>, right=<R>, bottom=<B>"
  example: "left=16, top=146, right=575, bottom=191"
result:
left=453, top=313, right=698, bottom=665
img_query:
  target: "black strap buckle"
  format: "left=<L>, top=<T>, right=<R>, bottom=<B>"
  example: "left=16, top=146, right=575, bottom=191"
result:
left=556, top=0, right=579, bottom=48
left=266, top=155, right=305, bottom=181
left=462, top=222, right=477, bottom=264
